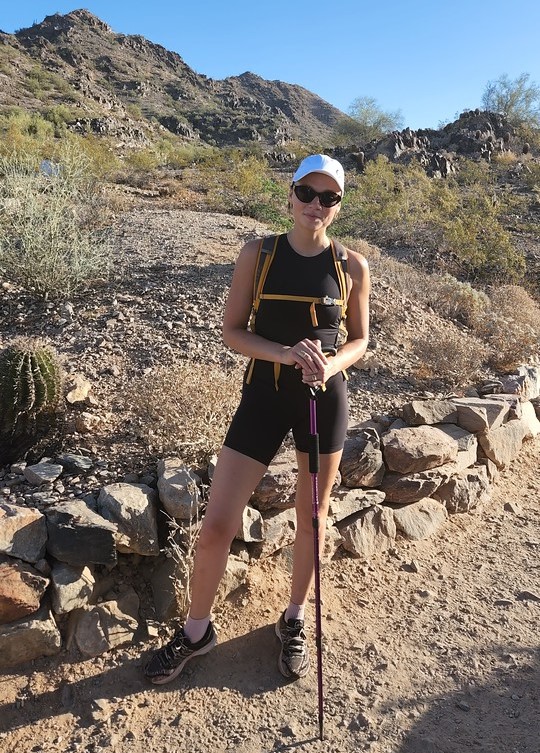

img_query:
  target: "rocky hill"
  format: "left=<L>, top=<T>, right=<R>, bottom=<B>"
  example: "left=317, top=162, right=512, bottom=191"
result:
left=0, top=9, right=344, bottom=147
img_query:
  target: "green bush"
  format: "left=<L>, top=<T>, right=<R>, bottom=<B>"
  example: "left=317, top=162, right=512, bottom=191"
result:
left=441, top=198, right=525, bottom=283
left=335, top=156, right=525, bottom=285
left=0, top=109, right=56, bottom=156
left=0, top=144, right=111, bottom=299
left=334, top=156, right=452, bottom=247
left=189, top=152, right=289, bottom=226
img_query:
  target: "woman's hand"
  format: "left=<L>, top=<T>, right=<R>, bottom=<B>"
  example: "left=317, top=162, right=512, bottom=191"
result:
left=287, top=339, right=333, bottom=388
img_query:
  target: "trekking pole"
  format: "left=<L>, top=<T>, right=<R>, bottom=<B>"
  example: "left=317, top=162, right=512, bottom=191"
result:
left=308, top=386, right=324, bottom=741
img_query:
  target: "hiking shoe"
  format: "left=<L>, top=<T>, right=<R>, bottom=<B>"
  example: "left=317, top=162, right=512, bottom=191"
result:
left=275, top=612, right=310, bottom=679
left=144, top=622, right=217, bottom=685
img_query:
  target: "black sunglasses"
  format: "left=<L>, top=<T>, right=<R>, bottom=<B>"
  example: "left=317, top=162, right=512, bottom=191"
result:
left=293, top=184, right=342, bottom=208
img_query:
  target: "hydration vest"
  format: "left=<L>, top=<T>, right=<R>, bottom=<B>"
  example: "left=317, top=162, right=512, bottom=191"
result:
left=246, top=234, right=350, bottom=389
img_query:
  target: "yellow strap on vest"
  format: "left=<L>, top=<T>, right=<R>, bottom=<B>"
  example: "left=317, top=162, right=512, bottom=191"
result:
left=330, top=240, right=349, bottom=324
left=246, top=357, right=256, bottom=385
left=253, top=236, right=278, bottom=311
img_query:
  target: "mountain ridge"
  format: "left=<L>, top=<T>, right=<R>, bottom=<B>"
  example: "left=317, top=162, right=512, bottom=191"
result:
left=0, top=9, right=345, bottom=147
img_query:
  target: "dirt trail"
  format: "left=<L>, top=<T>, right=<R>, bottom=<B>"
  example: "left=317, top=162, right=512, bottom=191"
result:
left=1, top=205, right=539, bottom=753
left=1, top=436, right=539, bottom=753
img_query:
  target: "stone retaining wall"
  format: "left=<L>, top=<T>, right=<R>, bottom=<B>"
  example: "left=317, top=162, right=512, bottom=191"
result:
left=1, top=365, right=539, bottom=669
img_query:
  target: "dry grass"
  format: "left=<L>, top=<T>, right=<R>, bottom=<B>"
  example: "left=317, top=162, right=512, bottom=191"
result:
left=411, top=327, right=490, bottom=387
left=473, top=285, right=540, bottom=371
left=370, top=253, right=433, bottom=305
left=126, top=360, right=243, bottom=465
left=428, top=273, right=490, bottom=326
left=162, top=512, right=202, bottom=620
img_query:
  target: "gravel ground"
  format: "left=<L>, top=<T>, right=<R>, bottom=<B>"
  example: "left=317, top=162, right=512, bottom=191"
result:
left=1, top=203, right=539, bottom=753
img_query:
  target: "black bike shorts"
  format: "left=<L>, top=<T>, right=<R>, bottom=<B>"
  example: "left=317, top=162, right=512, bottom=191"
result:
left=224, top=372, right=348, bottom=467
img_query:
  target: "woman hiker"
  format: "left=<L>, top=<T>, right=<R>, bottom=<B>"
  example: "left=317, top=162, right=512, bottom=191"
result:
left=145, top=154, right=371, bottom=684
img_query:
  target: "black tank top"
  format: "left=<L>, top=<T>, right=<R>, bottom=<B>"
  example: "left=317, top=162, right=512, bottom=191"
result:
left=250, top=234, right=342, bottom=387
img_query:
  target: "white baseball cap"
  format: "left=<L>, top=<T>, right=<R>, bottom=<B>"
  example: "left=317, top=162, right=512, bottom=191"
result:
left=292, top=154, right=345, bottom=193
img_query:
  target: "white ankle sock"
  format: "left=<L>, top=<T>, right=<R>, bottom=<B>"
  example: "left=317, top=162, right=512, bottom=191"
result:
left=184, top=615, right=210, bottom=644
left=285, top=602, right=305, bottom=622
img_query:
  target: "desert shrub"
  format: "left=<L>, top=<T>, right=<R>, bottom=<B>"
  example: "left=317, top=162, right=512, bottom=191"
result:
left=124, top=146, right=162, bottom=172
left=127, top=360, right=243, bottom=465
left=454, top=158, right=493, bottom=187
left=162, top=512, right=202, bottom=620
left=411, top=328, right=489, bottom=387
left=334, top=156, right=461, bottom=253
left=73, top=134, right=120, bottom=178
left=125, top=103, right=143, bottom=120
left=428, top=273, right=490, bottom=326
left=492, top=151, right=520, bottom=166
left=0, top=109, right=55, bottom=156
left=441, top=196, right=525, bottom=283
left=24, top=65, right=75, bottom=101
left=42, top=105, right=76, bottom=137
left=521, top=161, right=540, bottom=190
left=369, top=253, right=432, bottom=305
left=0, top=144, right=111, bottom=299
left=338, top=235, right=380, bottom=261
left=515, top=122, right=540, bottom=153
left=472, top=285, right=540, bottom=371
left=193, top=152, right=289, bottom=226
left=161, top=143, right=216, bottom=170
left=335, top=156, right=525, bottom=285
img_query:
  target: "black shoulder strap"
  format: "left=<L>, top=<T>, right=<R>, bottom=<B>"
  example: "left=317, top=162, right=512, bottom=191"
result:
left=332, top=239, right=348, bottom=275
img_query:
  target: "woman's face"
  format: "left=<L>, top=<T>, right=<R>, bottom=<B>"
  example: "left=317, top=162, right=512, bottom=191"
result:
left=289, top=172, right=342, bottom=233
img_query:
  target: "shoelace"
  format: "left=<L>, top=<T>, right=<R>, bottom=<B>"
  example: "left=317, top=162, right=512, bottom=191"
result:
left=283, top=623, right=306, bottom=656
left=162, top=633, right=189, bottom=664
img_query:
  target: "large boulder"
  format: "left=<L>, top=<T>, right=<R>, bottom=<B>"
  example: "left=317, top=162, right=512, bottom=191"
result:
left=393, top=498, right=448, bottom=540
left=251, top=450, right=297, bottom=512
left=452, top=397, right=510, bottom=433
left=97, top=482, right=159, bottom=556
left=45, top=500, right=117, bottom=566
left=157, top=459, right=201, bottom=520
left=50, top=561, right=95, bottom=615
left=0, top=555, right=49, bottom=624
left=401, top=399, right=458, bottom=426
left=72, top=587, right=139, bottom=657
left=0, top=603, right=61, bottom=668
left=329, top=487, right=385, bottom=523
left=339, top=428, right=385, bottom=488
left=0, top=504, right=47, bottom=563
left=382, top=425, right=458, bottom=474
left=478, top=419, right=528, bottom=469
left=434, top=466, right=491, bottom=513
left=337, top=505, right=396, bottom=560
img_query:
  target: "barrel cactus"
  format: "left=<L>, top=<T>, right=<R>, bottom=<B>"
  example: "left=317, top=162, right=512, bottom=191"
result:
left=0, top=341, right=63, bottom=465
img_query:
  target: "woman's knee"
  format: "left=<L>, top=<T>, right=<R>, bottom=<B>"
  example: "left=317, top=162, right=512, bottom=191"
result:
left=197, top=515, right=237, bottom=551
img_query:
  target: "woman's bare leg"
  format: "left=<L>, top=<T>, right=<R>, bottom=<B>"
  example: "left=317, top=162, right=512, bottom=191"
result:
left=188, top=445, right=268, bottom=619
left=289, top=449, right=343, bottom=607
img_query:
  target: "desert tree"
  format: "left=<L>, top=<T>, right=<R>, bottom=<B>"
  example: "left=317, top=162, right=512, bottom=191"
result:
left=481, top=72, right=540, bottom=127
left=335, top=95, right=404, bottom=145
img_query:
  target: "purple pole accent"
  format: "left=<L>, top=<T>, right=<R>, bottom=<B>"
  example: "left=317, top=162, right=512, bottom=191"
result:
left=309, top=392, right=324, bottom=740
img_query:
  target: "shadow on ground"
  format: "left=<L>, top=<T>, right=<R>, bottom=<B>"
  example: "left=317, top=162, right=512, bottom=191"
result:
left=391, top=646, right=540, bottom=753
left=0, top=624, right=285, bottom=734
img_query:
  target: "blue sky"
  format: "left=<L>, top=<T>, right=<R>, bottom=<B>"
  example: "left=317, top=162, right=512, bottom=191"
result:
left=2, top=1, right=539, bottom=130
